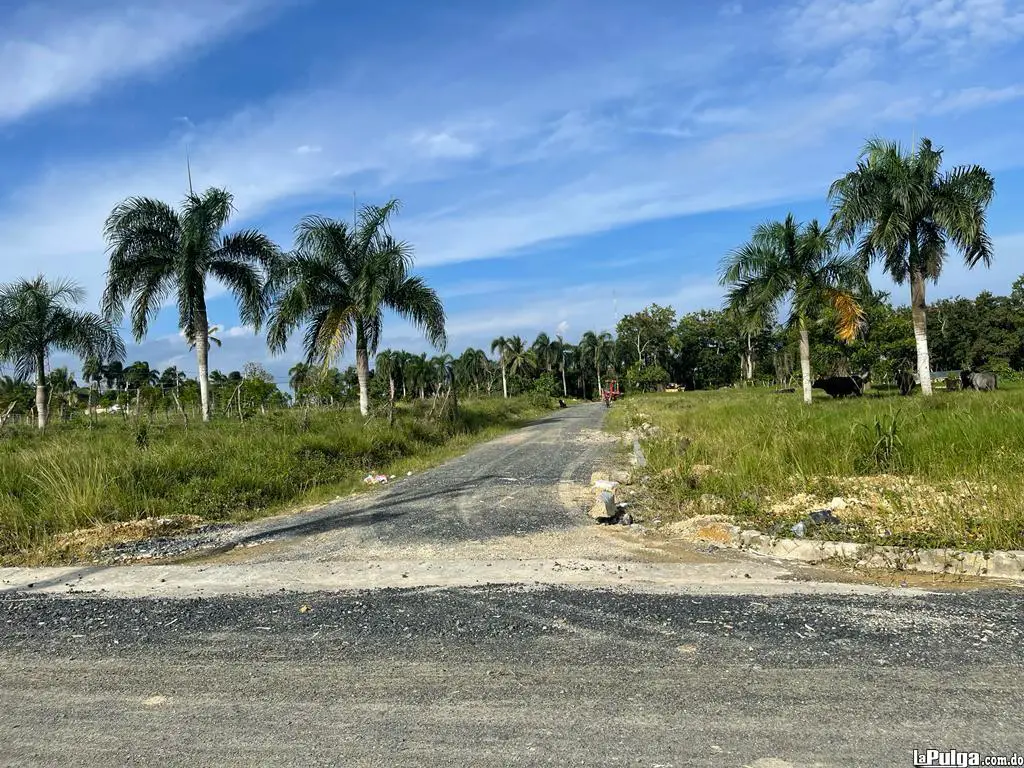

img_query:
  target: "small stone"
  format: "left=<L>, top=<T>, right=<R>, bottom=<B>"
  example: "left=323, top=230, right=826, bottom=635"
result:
left=619, top=513, right=633, bottom=526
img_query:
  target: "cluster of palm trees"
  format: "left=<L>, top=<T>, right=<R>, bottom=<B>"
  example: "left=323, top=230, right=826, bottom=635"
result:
left=0, top=189, right=448, bottom=429
left=720, top=137, right=995, bottom=404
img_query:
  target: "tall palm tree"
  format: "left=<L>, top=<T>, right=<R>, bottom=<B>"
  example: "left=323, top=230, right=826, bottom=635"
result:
left=531, top=332, right=555, bottom=372
left=720, top=215, right=866, bottom=404
left=457, top=348, right=489, bottom=396
left=103, top=360, right=125, bottom=391
left=124, top=361, right=160, bottom=390
left=829, top=137, right=995, bottom=395
left=266, top=200, right=446, bottom=417
left=288, top=362, right=312, bottom=403
left=0, top=276, right=124, bottom=429
left=578, top=330, right=614, bottom=397
left=502, top=335, right=534, bottom=392
left=374, top=350, right=399, bottom=405
left=490, top=336, right=510, bottom=398
left=47, top=366, right=78, bottom=418
left=102, top=187, right=280, bottom=422
left=551, top=335, right=569, bottom=396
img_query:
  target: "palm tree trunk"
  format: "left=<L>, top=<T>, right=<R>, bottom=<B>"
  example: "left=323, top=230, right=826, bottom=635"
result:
left=35, top=352, right=47, bottom=430
left=195, top=307, right=211, bottom=422
left=355, top=324, right=371, bottom=417
left=388, top=375, right=396, bottom=404
left=561, top=363, right=568, bottom=397
left=910, top=269, right=933, bottom=396
left=798, top=319, right=813, bottom=405
left=596, top=362, right=602, bottom=399
left=501, top=361, right=508, bottom=399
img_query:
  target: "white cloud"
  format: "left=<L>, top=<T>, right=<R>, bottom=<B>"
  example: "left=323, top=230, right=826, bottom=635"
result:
left=411, top=131, right=478, bottom=159
left=2, top=0, right=1023, bottom=333
left=0, top=0, right=274, bottom=125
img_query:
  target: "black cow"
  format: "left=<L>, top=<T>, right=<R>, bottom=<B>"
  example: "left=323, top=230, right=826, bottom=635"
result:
left=812, top=372, right=869, bottom=398
left=895, top=369, right=917, bottom=396
left=960, top=369, right=997, bottom=391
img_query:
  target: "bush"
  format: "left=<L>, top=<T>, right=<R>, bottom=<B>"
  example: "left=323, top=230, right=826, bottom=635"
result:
left=625, top=362, right=669, bottom=392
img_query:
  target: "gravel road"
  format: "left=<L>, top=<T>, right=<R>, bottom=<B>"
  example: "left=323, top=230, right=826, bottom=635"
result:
left=2, top=586, right=1022, bottom=767
left=2, top=403, right=1023, bottom=766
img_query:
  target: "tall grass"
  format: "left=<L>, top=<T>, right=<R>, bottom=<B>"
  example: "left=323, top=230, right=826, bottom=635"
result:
left=0, top=397, right=550, bottom=562
left=611, top=385, right=1024, bottom=551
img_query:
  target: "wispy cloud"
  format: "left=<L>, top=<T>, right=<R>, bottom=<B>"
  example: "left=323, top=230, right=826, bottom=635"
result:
left=0, top=0, right=276, bottom=125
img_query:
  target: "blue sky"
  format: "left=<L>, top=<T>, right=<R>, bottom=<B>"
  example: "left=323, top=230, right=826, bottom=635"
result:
left=2, top=0, right=1024, bottom=380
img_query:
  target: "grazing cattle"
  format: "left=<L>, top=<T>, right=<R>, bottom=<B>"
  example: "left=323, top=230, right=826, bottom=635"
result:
left=812, top=373, right=869, bottom=398
left=960, top=369, right=997, bottom=391
left=895, top=369, right=917, bottom=396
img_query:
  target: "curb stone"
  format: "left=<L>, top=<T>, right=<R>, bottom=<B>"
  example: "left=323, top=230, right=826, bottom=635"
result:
left=686, top=520, right=1024, bottom=581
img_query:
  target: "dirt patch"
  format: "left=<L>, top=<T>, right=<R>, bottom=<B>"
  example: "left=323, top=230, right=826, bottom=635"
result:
left=43, top=516, right=232, bottom=564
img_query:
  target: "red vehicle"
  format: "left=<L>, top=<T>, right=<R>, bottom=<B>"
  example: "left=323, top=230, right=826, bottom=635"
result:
left=601, top=379, right=621, bottom=405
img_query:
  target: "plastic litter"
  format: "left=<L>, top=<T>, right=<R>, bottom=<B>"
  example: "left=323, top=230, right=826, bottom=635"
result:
left=363, top=474, right=389, bottom=485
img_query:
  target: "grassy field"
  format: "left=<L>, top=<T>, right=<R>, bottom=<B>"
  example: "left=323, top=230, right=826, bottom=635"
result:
left=0, top=396, right=553, bottom=564
left=609, top=384, right=1024, bottom=552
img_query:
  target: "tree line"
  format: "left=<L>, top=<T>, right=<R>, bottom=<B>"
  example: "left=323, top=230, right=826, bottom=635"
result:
left=0, top=134, right=1013, bottom=428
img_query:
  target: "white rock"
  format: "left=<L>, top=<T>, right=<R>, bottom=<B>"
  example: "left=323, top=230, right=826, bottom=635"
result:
left=589, top=490, right=617, bottom=520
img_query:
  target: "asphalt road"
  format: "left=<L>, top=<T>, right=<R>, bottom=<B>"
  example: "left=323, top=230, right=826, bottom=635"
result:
left=207, top=402, right=618, bottom=561
left=2, top=404, right=1023, bottom=766
left=2, top=587, right=1022, bottom=767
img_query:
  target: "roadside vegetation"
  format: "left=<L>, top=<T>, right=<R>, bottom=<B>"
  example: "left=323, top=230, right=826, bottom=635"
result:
left=0, top=396, right=552, bottom=564
left=610, top=386, right=1024, bottom=552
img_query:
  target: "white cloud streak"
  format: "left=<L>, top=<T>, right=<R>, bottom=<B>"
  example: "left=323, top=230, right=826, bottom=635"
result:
left=0, top=0, right=274, bottom=125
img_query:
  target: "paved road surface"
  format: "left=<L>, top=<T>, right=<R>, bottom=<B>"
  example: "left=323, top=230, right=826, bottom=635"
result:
left=2, top=404, right=1022, bottom=766
left=2, top=587, right=1022, bottom=767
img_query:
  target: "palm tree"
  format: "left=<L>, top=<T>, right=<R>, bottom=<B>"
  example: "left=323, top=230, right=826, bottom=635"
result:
left=266, top=200, right=446, bottom=417
left=47, top=366, right=78, bottom=419
left=102, top=187, right=280, bottom=422
left=0, top=276, right=124, bottom=429
left=503, top=335, right=534, bottom=392
left=103, top=360, right=125, bottom=391
left=189, top=324, right=223, bottom=350
left=374, top=350, right=399, bottom=405
left=289, top=362, right=313, bottom=403
left=457, top=348, right=489, bottom=395
left=532, top=332, right=555, bottom=372
left=829, top=137, right=995, bottom=395
left=578, top=330, right=614, bottom=397
left=720, top=215, right=866, bottom=404
left=551, top=335, right=569, bottom=397
left=490, top=336, right=511, bottom=398
left=124, top=361, right=160, bottom=390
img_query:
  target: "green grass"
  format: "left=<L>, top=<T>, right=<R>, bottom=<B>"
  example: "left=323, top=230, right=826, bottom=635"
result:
left=609, top=384, right=1024, bottom=552
left=0, top=396, right=553, bottom=564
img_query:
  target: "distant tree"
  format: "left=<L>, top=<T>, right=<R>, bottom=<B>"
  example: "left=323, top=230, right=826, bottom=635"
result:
left=0, top=276, right=124, bottom=429
left=830, top=137, right=995, bottom=395
left=123, top=361, right=160, bottom=390
left=578, top=330, right=615, bottom=397
left=615, top=304, right=677, bottom=370
left=490, top=336, right=511, bottom=399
